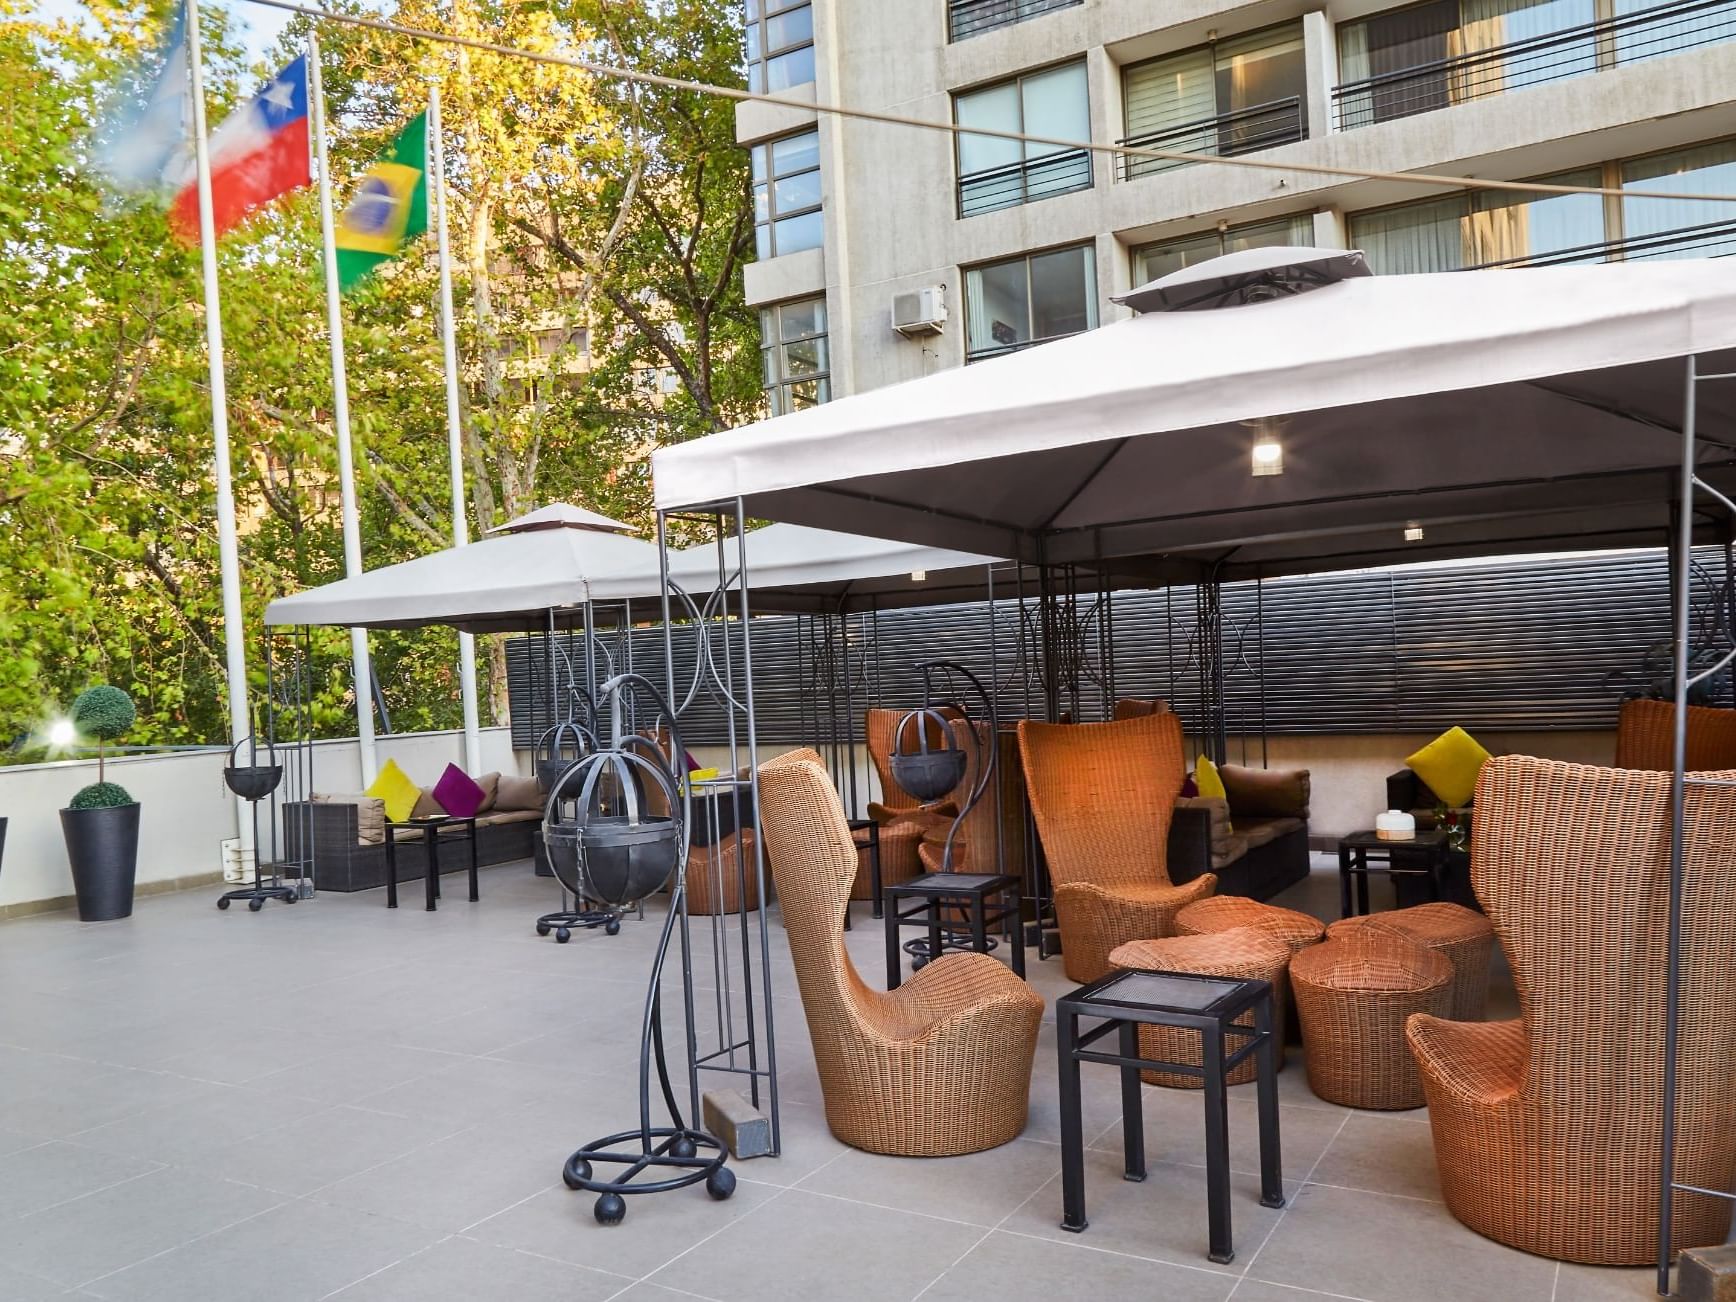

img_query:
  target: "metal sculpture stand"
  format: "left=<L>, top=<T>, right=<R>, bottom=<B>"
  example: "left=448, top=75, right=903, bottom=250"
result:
left=534, top=713, right=619, bottom=942
left=893, top=661, right=1001, bottom=968
left=217, top=634, right=314, bottom=911
left=555, top=673, right=734, bottom=1223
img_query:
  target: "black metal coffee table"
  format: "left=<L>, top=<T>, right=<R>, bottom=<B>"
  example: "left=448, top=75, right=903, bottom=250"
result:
left=883, top=871, right=1023, bottom=989
left=384, top=815, right=479, bottom=911
left=1056, top=967, right=1284, bottom=1264
left=1337, top=829, right=1452, bottom=918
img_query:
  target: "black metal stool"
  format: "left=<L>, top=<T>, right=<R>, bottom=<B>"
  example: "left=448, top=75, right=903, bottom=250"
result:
left=1056, top=968, right=1284, bottom=1265
left=883, top=872, right=1023, bottom=989
left=847, top=818, right=883, bottom=918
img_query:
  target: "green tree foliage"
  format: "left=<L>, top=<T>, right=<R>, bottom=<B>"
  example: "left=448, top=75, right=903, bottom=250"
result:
left=1, top=0, right=756, bottom=756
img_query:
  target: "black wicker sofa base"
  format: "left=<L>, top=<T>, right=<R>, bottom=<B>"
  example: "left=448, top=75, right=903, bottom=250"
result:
left=284, top=802, right=542, bottom=893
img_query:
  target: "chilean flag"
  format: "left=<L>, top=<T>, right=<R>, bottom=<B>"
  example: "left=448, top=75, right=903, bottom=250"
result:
left=169, top=57, right=311, bottom=243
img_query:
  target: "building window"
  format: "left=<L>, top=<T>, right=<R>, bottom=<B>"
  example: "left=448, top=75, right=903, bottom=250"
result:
left=1620, top=139, right=1736, bottom=260
left=1132, top=215, right=1317, bottom=286
left=949, top=0, right=1081, bottom=43
left=1350, top=170, right=1605, bottom=272
left=1120, top=24, right=1307, bottom=181
left=955, top=62, right=1092, bottom=218
left=761, top=297, right=830, bottom=414
left=745, top=0, right=815, bottom=94
left=752, top=131, right=822, bottom=260
left=964, top=244, right=1097, bottom=362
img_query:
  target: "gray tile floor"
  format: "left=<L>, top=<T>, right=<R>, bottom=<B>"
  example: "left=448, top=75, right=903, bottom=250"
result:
left=0, top=857, right=1672, bottom=1301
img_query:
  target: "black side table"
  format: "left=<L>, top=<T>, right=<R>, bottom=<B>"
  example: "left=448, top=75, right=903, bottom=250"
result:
left=847, top=818, right=883, bottom=918
left=385, top=815, right=479, bottom=912
left=1056, top=968, right=1283, bottom=1265
left=883, top=872, right=1023, bottom=990
left=1336, top=830, right=1451, bottom=918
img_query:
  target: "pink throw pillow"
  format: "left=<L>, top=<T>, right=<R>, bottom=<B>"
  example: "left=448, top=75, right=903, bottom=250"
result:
left=431, top=763, right=487, bottom=818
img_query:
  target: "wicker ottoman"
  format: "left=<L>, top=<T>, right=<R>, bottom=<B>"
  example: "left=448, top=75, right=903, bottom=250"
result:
left=1175, top=895, right=1327, bottom=956
left=1290, top=936, right=1453, bottom=1109
left=1326, top=902, right=1495, bottom=1021
left=686, top=830, right=761, bottom=915
left=1108, top=928, right=1293, bottom=1087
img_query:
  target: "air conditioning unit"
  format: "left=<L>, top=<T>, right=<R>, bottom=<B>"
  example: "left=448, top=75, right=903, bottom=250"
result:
left=891, top=285, right=947, bottom=338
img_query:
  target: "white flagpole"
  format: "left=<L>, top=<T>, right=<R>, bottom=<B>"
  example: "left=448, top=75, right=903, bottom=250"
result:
left=308, top=32, right=379, bottom=786
left=428, top=84, right=483, bottom=774
left=185, top=0, right=255, bottom=863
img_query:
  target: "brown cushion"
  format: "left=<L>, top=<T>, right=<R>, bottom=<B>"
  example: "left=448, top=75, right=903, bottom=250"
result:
left=473, top=771, right=501, bottom=813
left=1236, top=815, right=1304, bottom=850
left=476, top=809, right=541, bottom=827
left=1209, top=833, right=1250, bottom=870
left=313, top=792, right=386, bottom=845
left=410, top=787, right=445, bottom=820
left=494, top=773, right=544, bottom=812
left=1219, top=764, right=1310, bottom=819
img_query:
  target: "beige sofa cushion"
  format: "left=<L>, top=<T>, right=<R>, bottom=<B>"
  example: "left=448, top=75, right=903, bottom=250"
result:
left=494, top=774, right=544, bottom=812
left=473, top=771, right=501, bottom=813
left=410, top=786, right=445, bottom=820
left=313, top=792, right=386, bottom=845
left=1219, top=765, right=1310, bottom=820
left=477, top=809, right=540, bottom=827
left=1237, top=815, right=1305, bottom=852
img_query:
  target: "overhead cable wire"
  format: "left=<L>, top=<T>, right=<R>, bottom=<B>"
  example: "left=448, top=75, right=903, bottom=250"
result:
left=244, top=0, right=1736, bottom=206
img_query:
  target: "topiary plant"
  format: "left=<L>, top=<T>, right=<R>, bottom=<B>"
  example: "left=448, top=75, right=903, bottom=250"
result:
left=68, top=684, right=136, bottom=807
left=69, top=782, right=134, bottom=809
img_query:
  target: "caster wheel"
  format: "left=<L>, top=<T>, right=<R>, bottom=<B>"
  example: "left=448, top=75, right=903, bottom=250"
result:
left=555, top=928, right=571, bottom=944
left=706, top=1167, right=736, bottom=1201
left=563, top=1158, right=592, bottom=1190
left=217, top=898, right=231, bottom=910
left=284, top=893, right=296, bottom=903
left=248, top=898, right=264, bottom=912
left=605, top=920, right=621, bottom=936
left=594, top=1192, right=627, bottom=1225
left=670, top=1136, right=697, bottom=1160
left=536, top=922, right=551, bottom=937
left=911, top=956, right=929, bottom=972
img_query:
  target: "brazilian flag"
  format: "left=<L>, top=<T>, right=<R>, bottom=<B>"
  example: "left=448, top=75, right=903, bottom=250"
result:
left=335, top=112, right=428, bottom=293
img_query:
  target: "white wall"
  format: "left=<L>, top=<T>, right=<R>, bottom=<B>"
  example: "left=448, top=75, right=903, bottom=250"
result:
left=0, top=727, right=521, bottom=915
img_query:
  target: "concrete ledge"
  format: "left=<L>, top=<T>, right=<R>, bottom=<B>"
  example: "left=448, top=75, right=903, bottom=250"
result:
left=1678, top=1242, right=1736, bottom=1301
left=0, top=869, right=226, bottom=922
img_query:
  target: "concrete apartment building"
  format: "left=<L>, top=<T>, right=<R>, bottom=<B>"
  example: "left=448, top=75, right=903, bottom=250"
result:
left=738, top=0, right=1736, bottom=412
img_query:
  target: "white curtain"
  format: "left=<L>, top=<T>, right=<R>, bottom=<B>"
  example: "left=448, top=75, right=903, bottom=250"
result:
left=1350, top=197, right=1466, bottom=273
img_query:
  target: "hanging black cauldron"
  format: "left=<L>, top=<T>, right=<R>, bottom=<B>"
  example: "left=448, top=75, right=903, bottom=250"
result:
left=889, top=706, right=968, bottom=802
left=542, top=741, right=683, bottom=912
left=537, top=720, right=598, bottom=794
left=222, top=735, right=283, bottom=802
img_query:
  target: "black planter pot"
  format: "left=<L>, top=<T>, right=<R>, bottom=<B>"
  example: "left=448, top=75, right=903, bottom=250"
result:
left=60, top=804, right=140, bottom=922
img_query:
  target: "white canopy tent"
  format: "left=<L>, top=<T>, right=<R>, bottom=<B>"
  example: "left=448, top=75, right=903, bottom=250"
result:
left=651, top=256, right=1736, bottom=579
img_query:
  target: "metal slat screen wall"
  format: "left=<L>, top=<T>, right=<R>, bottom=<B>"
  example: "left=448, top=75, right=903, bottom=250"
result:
left=504, top=549, right=1726, bottom=746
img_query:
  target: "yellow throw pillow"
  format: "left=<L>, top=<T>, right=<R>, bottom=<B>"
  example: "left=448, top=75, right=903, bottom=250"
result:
left=1404, top=727, right=1492, bottom=810
left=365, top=757, right=422, bottom=824
left=1194, top=755, right=1232, bottom=832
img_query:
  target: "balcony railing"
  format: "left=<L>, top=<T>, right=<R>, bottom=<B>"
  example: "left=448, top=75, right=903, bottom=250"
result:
left=1118, top=97, right=1306, bottom=182
left=948, top=0, right=1082, bottom=42
left=1464, top=218, right=1736, bottom=270
left=1333, top=0, right=1736, bottom=130
left=957, top=147, right=1093, bottom=218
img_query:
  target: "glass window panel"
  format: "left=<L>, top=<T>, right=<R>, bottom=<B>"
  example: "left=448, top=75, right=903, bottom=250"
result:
left=1124, top=48, right=1217, bottom=138
left=779, top=297, right=825, bottom=340
left=1351, top=196, right=1466, bottom=273
left=752, top=183, right=769, bottom=224
left=1020, top=62, right=1090, bottom=158
left=750, top=145, right=768, bottom=184
left=789, top=378, right=828, bottom=408
left=1133, top=215, right=1314, bottom=286
left=1615, top=0, right=1736, bottom=63
left=766, top=4, right=813, bottom=52
left=1029, top=245, right=1095, bottom=340
left=771, top=130, right=820, bottom=177
left=754, top=223, right=773, bottom=261
left=1622, top=140, right=1736, bottom=259
left=745, top=0, right=760, bottom=18
left=966, top=259, right=1032, bottom=356
left=783, top=335, right=827, bottom=376
left=774, top=170, right=821, bottom=214
left=749, top=62, right=765, bottom=94
left=744, top=23, right=760, bottom=61
left=1134, top=229, right=1226, bottom=285
left=761, top=347, right=776, bottom=386
left=766, top=45, right=815, bottom=91
left=956, top=81, right=1023, bottom=176
left=1466, top=168, right=1603, bottom=265
left=772, top=210, right=823, bottom=255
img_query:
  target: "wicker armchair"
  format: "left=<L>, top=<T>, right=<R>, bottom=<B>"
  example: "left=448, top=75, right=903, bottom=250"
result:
left=1405, top=755, right=1736, bottom=1264
left=1614, top=697, right=1736, bottom=772
left=757, top=751, right=1043, bottom=1156
left=1018, top=713, right=1216, bottom=983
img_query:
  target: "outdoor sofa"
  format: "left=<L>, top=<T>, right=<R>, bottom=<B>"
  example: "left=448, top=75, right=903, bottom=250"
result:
left=1168, top=763, right=1312, bottom=901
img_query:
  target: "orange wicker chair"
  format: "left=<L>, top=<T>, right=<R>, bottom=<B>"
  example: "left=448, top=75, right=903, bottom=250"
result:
left=1614, top=698, right=1736, bottom=771
left=756, top=751, right=1044, bottom=1156
left=1018, top=713, right=1216, bottom=983
left=857, top=708, right=957, bottom=900
left=1405, top=755, right=1736, bottom=1264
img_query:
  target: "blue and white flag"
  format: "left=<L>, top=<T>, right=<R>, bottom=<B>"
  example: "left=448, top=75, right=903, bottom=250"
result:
left=90, top=7, right=190, bottom=197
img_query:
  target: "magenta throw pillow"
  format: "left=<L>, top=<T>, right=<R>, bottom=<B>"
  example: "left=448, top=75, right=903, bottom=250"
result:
left=431, top=763, right=487, bottom=818
left=1179, top=775, right=1200, bottom=799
